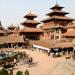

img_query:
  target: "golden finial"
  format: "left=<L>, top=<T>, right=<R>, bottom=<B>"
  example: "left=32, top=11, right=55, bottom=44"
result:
left=55, top=1, right=59, bottom=7
left=55, top=0, right=59, bottom=5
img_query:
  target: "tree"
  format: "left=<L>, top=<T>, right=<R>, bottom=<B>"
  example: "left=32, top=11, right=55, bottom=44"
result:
left=16, top=71, right=23, bottom=75
left=24, top=69, right=29, bottom=75
left=0, top=68, right=9, bottom=75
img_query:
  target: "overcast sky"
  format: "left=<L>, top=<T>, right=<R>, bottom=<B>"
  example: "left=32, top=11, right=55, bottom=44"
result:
left=0, top=0, right=75, bottom=28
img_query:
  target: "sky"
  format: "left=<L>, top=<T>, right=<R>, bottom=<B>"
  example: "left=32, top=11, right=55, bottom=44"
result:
left=0, top=0, right=75, bottom=28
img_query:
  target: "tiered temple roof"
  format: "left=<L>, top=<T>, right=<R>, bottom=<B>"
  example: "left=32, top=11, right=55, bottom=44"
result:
left=50, top=4, right=64, bottom=10
left=21, top=11, right=40, bottom=28
left=24, top=11, right=37, bottom=18
left=42, top=3, right=75, bottom=29
left=46, top=4, right=69, bottom=17
left=21, top=11, right=44, bottom=33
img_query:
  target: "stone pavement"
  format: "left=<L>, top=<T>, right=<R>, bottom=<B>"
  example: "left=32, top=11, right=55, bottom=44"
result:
left=13, top=49, right=75, bottom=75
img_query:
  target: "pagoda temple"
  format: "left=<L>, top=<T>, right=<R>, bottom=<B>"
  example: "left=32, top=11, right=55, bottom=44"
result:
left=21, top=11, right=44, bottom=40
left=7, top=24, right=20, bottom=35
left=42, top=3, right=75, bottom=40
left=8, top=24, right=19, bottom=31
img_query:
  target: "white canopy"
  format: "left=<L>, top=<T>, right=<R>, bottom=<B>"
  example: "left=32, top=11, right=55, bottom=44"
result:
left=33, top=45, right=50, bottom=51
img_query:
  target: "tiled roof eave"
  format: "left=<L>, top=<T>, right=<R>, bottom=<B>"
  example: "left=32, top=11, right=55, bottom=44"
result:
left=46, top=11, right=69, bottom=15
left=52, top=18, right=75, bottom=21
left=21, top=28, right=44, bottom=33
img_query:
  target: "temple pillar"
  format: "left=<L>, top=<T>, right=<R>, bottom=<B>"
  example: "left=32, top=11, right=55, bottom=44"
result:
left=59, top=29, right=61, bottom=40
left=54, top=29, right=56, bottom=40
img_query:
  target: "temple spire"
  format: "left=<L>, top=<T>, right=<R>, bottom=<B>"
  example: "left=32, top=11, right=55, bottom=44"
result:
left=56, top=0, right=58, bottom=5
